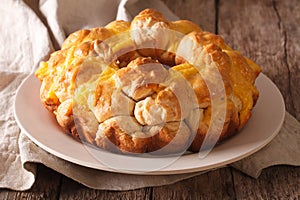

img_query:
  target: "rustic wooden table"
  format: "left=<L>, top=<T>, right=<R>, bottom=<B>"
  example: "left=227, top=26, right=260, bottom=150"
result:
left=1, top=0, right=300, bottom=199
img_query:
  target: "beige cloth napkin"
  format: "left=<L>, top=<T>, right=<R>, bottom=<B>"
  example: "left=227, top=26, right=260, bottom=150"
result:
left=0, top=0, right=299, bottom=191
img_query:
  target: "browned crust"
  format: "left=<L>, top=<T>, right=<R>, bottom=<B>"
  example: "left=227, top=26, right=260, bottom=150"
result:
left=35, top=9, right=261, bottom=154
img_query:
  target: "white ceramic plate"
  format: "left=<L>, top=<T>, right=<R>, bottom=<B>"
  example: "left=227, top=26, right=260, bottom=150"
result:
left=14, top=73, right=285, bottom=175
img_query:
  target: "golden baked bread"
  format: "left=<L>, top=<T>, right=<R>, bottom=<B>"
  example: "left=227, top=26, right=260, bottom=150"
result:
left=35, top=9, right=261, bottom=154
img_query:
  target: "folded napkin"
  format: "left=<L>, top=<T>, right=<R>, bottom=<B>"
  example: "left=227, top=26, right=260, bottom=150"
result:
left=0, top=0, right=299, bottom=191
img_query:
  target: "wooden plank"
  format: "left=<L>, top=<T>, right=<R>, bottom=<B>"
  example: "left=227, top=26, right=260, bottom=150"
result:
left=58, top=176, right=151, bottom=200
left=218, top=0, right=295, bottom=116
left=152, top=168, right=235, bottom=200
left=0, top=164, right=62, bottom=200
left=232, top=166, right=300, bottom=199
left=161, top=0, right=216, bottom=33
left=275, top=0, right=300, bottom=120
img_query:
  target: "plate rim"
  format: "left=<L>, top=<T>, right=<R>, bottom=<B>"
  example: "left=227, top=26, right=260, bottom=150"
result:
left=14, top=73, right=286, bottom=175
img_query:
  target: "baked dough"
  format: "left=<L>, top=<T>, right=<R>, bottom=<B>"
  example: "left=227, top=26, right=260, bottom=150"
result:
left=35, top=9, right=261, bottom=154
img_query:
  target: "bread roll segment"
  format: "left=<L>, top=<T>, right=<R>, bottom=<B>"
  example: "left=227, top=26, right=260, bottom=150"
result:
left=35, top=9, right=261, bottom=154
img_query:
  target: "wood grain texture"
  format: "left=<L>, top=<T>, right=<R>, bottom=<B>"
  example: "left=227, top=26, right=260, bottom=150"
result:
left=218, top=0, right=295, bottom=115
left=0, top=164, right=61, bottom=200
left=161, top=0, right=216, bottom=33
left=58, top=176, right=151, bottom=200
left=275, top=0, right=300, bottom=120
left=232, top=166, right=300, bottom=200
left=152, top=168, right=235, bottom=200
